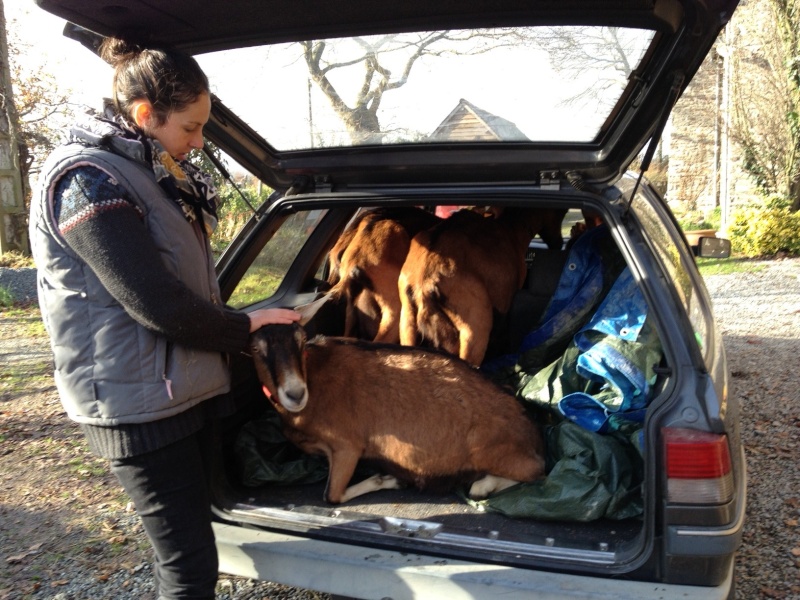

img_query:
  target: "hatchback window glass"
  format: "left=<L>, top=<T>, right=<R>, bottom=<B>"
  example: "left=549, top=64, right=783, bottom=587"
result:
left=227, top=209, right=328, bottom=308
left=197, top=26, right=654, bottom=151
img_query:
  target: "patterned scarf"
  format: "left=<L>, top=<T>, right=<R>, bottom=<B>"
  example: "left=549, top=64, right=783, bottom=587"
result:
left=70, top=103, right=219, bottom=235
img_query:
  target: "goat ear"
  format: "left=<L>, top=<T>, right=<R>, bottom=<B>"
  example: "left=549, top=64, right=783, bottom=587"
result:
left=294, top=295, right=332, bottom=326
left=293, top=323, right=307, bottom=347
left=250, top=332, right=268, bottom=358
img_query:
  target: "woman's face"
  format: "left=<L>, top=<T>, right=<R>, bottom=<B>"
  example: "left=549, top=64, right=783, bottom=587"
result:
left=141, top=92, right=211, bottom=161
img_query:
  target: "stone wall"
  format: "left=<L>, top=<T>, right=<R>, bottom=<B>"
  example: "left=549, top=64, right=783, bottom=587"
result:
left=667, top=0, right=762, bottom=229
left=668, top=51, right=722, bottom=214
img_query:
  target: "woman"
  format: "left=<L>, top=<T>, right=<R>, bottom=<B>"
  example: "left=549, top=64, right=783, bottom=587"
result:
left=29, top=37, right=299, bottom=599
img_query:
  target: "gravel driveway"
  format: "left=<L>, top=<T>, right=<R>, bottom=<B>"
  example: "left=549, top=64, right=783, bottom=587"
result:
left=1, top=257, right=799, bottom=599
left=705, top=258, right=800, bottom=599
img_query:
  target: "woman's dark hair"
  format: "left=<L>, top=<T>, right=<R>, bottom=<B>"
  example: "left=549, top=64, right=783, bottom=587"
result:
left=99, top=37, right=210, bottom=126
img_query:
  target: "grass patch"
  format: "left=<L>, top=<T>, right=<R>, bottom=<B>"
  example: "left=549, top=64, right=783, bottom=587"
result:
left=23, top=318, right=47, bottom=337
left=68, top=457, right=107, bottom=478
left=1, top=305, right=47, bottom=337
left=0, top=362, right=53, bottom=397
left=696, top=256, right=766, bottom=277
left=227, top=266, right=284, bottom=308
left=2, top=304, right=42, bottom=318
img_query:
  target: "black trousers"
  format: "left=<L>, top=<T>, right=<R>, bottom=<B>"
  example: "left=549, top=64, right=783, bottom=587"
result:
left=110, top=428, right=218, bottom=599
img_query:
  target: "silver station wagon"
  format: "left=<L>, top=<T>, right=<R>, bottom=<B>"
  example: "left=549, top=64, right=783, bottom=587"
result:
left=36, top=0, right=745, bottom=598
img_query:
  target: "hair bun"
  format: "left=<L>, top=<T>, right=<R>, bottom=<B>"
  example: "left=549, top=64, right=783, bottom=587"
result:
left=99, top=37, right=143, bottom=67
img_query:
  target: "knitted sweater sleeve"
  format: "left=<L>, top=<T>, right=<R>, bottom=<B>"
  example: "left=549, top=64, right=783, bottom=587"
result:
left=52, top=165, right=251, bottom=353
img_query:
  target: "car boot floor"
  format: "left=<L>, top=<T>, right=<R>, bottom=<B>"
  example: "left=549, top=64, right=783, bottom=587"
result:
left=229, top=479, right=642, bottom=550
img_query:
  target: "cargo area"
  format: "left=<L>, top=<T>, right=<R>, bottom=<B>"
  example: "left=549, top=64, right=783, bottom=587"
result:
left=214, top=394, right=646, bottom=569
left=211, top=203, right=663, bottom=570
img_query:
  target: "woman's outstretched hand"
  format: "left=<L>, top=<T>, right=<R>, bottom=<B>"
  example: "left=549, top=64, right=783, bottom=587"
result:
left=248, top=308, right=302, bottom=332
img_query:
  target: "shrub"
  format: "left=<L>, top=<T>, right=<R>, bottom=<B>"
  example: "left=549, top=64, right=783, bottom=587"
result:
left=677, top=207, right=720, bottom=231
left=0, top=251, right=34, bottom=269
left=210, top=182, right=272, bottom=257
left=0, top=286, right=14, bottom=308
left=707, top=206, right=722, bottom=230
left=728, top=204, right=800, bottom=257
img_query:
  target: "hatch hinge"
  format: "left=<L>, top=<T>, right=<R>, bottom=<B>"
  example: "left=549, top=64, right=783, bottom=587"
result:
left=313, top=175, right=333, bottom=194
left=538, top=170, right=561, bottom=191
left=285, top=175, right=316, bottom=197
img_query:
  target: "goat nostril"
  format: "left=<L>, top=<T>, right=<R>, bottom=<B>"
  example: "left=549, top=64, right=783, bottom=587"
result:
left=286, top=387, right=306, bottom=403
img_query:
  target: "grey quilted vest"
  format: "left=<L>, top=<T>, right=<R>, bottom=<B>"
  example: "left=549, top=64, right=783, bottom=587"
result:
left=30, top=144, right=230, bottom=426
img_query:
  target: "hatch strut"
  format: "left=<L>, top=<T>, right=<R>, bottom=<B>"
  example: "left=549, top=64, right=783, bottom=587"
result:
left=202, top=144, right=260, bottom=220
left=624, top=72, right=685, bottom=215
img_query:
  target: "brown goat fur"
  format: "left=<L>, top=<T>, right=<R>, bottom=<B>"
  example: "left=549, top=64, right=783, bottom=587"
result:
left=327, top=207, right=441, bottom=342
left=398, top=206, right=567, bottom=366
left=250, top=323, right=545, bottom=504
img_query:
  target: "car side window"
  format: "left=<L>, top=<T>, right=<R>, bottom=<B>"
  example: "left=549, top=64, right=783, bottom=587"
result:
left=630, top=188, right=713, bottom=361
left=227, top=209, right=328, bottom=308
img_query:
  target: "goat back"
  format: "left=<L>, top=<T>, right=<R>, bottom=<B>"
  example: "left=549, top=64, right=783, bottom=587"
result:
left=301, top=338, right=545, bottom=483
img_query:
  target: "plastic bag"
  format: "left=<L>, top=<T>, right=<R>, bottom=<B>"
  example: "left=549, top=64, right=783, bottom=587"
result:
left=235, top=410, right=329, bottom=487
left=466, top=421, right=643, bottom=521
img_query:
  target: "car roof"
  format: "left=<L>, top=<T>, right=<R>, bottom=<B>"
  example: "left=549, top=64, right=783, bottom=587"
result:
left=34, top=0, right=740, bottom=191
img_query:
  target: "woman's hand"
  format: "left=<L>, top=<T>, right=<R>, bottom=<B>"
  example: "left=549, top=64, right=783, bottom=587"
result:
left=248, top=308, right=302, bottom=333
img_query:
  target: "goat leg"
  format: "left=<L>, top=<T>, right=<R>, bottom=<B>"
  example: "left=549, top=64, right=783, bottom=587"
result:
left=373, top=301, right=400, bottom=343
left=398, top=276, right=419, bottom=347
left=323, top=447, right=362, bottom=504
left=445, top=289, right=492, bottom=367
left=340, top=474, right=403, bottom=503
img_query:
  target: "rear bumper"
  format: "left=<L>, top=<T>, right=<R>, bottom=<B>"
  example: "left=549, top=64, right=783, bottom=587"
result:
left=213, top=522, right=734, bottom=600
left=663, top=446, right=746, bottom=586
left=668, top=448, right=746, bottom=553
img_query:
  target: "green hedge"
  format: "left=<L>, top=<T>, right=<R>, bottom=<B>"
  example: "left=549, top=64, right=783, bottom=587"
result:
left=728, top=204, right=800, bottom=257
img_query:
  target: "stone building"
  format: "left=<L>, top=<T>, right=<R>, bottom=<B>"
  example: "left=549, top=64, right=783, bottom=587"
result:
left=667, top=0, right=765, bottom=231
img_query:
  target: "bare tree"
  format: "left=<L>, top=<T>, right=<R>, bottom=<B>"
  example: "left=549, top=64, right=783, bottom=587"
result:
left=522, top=27, right=642, bottom=106
left=729, top=0, right=800, bottom=211
left=302, top=30, right=519, bottom=144
left=0, top=7, right=81, bottom=254
left=7, top=19, right=72, bottom=188
left=0, top=0, right=27, bottom=254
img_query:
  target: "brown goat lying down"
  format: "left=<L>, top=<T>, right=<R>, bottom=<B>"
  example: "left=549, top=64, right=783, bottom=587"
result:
left=250, top=323, right=545, bottom=504
left=398, top=207, right=566, bottom=366
left=327, top=207, right=441, bottom=343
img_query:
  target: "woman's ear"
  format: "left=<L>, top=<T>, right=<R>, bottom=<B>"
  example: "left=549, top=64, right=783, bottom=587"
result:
left=130, top=100, right=154, bottom=129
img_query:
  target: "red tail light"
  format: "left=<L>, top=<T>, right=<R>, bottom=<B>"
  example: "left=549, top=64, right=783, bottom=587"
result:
left=663, top=428, right=734, bottom=504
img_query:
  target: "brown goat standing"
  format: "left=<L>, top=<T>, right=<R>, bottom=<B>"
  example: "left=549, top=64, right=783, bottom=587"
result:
left=327, top=207, right=441, bottom=343
left=398, top=206, right=566, bottom=366
left=250, top=323, right=545, bottom=504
